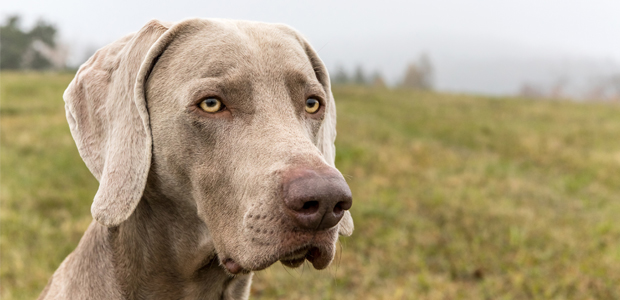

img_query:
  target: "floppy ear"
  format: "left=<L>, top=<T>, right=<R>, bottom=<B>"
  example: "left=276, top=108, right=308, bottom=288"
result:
left=64, top=20, right=183, bottom=227
left=299, top=36, right=354, bottom=237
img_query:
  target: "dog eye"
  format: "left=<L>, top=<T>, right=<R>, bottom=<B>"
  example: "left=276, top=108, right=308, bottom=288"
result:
left=199, top=98, right=223, bottom=113
left=305, top=98, right=320, bottom=114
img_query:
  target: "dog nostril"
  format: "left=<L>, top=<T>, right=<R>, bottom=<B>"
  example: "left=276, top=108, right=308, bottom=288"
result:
left=333, top=201, right=345, bottom=216
left=300, top=201, right=319, bottom=214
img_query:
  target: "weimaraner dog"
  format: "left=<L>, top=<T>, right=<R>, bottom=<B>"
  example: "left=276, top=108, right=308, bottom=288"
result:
left=38, top=19, right=354, bottom=299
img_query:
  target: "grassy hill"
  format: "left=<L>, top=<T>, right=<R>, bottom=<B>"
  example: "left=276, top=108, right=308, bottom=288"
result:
left=2, top=72, right=619, bottom=299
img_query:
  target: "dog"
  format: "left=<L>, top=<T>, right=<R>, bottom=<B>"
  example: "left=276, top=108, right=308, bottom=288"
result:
left=38, top=18, right=354, bottom=299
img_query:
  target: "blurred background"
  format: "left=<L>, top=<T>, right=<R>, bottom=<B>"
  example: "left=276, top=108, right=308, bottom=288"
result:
left=3, top=0, right=620, bottom=99
left=2, top=1, right=620, bottom=299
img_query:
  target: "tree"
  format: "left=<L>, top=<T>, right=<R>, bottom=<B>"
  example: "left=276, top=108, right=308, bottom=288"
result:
left=0, top=16, right=29, bottom=69
left=401, top=53, right=434, bottom=90
left=370, top=71, right=386, bottom=88
left=331, top=64, right=350, bottom=85
left=609, top=74, right=620, bottom=101
left=353, top=65, right=368, bottom=85
left=518, top=82, right=544, bottom=99
left=0, top=15, right=59, bottom=70
left=28, top=20, right=56, bottom=47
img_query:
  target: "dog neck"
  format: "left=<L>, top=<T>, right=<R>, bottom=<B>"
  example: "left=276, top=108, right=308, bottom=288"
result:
left=40, top=187, right=252, bottom=299
left=44, top=193, right=253, bottom=300
left=105, top=194, right=252, bottom=299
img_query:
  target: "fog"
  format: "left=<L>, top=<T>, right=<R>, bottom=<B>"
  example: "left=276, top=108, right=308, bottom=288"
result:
left=3, top=0, right=619, bottom=96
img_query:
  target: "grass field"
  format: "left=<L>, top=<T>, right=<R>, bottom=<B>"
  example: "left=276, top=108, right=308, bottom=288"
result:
left=2, top=72, right=620, bottom=299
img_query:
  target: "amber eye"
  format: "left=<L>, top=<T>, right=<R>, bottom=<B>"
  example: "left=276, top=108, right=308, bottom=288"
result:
left=305, top=98, right=320, bottom=114
left=199, top=98, right=223, bottom=113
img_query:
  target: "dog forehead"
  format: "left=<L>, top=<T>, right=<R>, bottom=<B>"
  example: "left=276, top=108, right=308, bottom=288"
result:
left=163, top=19, right=316, bottom=81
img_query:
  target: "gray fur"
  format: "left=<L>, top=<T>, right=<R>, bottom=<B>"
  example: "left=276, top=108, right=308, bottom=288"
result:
left=39, top=18, right=353, bottom=299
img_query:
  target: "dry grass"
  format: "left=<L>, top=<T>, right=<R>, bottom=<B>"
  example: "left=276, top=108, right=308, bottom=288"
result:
left=2, top=73, right=620, bottom=299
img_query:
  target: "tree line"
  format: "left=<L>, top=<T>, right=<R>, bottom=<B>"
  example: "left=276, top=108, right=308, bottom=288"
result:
left=1, top=15, right=435, bottom=91
left=331, top=53, right=434, bottom=90
left=0, top=15, right=67, bottom=70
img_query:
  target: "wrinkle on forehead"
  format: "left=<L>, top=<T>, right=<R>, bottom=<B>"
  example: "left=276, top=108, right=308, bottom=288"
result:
left=167, top=21, right=316, bottom=82
left=150, top=19, right=325, bottom=123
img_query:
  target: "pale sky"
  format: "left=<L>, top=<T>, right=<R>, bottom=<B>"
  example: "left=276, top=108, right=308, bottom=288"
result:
left=3, top=0, right=619, bottom=95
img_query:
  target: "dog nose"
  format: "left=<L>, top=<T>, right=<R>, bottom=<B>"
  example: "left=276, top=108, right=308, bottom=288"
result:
left=281, top=168, right=352, bottom=230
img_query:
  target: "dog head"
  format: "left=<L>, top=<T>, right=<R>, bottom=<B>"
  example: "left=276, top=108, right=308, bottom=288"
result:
left=64, top=19, right=353, bottom=273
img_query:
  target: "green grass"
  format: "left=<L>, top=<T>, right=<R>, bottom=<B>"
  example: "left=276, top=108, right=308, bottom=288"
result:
left=2, top=72, right=620, bottom=299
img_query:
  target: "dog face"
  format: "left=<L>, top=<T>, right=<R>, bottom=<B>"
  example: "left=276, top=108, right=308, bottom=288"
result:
left=145, top=20, right=352, bottom=272
left=64, top=19, right=353, bottom=274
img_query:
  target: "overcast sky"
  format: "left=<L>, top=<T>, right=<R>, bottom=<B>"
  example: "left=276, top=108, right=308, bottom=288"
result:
left=3, top=0, right=619, bottom=95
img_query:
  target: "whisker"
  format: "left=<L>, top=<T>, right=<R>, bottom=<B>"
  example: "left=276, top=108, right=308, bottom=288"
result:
left=280, top=262, right=294, bottom=278
left=316, top=41, right=330, bottom=54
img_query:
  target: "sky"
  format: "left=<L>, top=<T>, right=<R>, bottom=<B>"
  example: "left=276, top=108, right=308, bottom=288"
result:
left=3, top=0, right=620, bottom=95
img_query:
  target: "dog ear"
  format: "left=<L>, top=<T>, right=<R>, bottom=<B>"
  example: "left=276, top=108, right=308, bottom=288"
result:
left=300, top=42, right=337, bottom=167
left=298, top=35, right=355, bottom=237
left=64, top=20, right=189, bottom=226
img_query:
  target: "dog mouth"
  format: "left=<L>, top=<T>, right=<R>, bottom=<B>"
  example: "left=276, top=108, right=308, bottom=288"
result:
left=270, top=229, right=338, bottom=271
left=221, top=228, right=338, bottom=275
left=279, top=246, right=310, bottom=268
left=222, top=244, right=332, bottom=275
left=279, top=246, right=327, bottom=268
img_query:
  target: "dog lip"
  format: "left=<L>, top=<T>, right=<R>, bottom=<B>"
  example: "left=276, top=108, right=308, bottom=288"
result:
left=222, top=258, right=245, bottom=275
left=279, top=246, right=311, bottom=261
left=240, top=227, right=338, bottom=271
left=278, top=245, right=325, bottom=269
left=279, top=249, right=308, bottom=268
left=304, top=246, right=332, bottom=269
left=278, top=246, right=329, bottom=269
left=242, top=241, right=331, bottom=271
